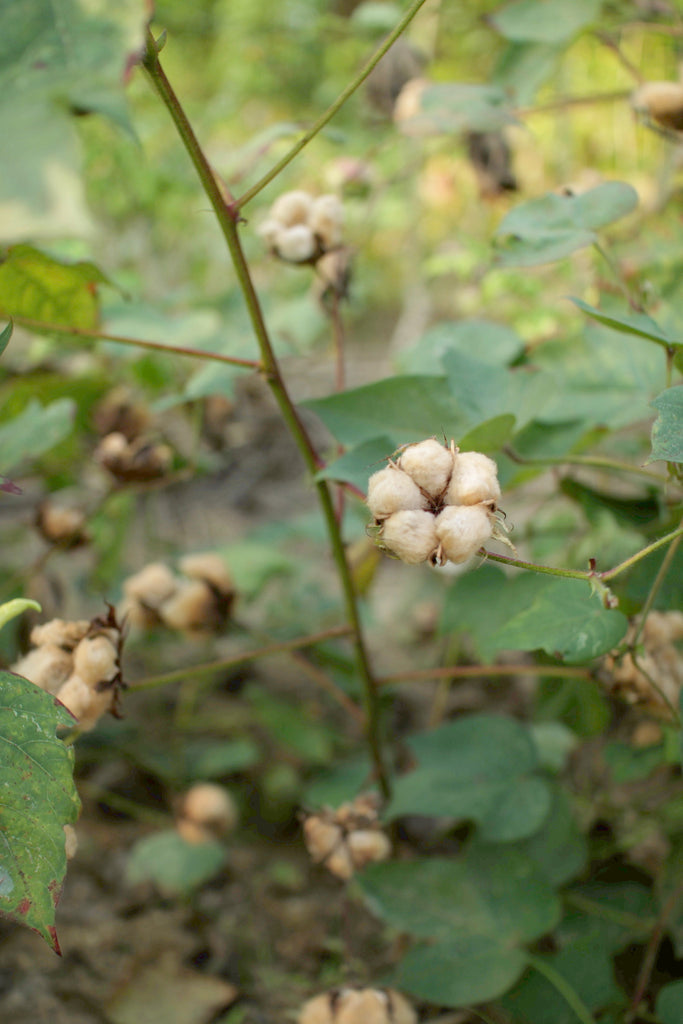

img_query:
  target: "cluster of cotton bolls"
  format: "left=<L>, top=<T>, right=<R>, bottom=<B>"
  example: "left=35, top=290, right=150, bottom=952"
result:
left=366, top=438, right=507, bottom=566
left=120, top=553, right=235, bottom=634
left=258, top=190, right=344, bottom=264
left=302, top=793, right=391, bottom=881
left=12, top=610, right=124, bottom=731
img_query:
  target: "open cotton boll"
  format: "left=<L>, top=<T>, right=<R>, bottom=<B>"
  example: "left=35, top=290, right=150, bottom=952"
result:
left=123, top=562, right=178, bottom=609
left=303, top=816, right=344, bottom=864
left=435, top=503, right=493, bottom=564
left=346, top=829, right=391, bottom=870
left=31, top=618, right=90, bottom=650
left=398, top=438, right=454, bottom=498
left=632, top=81, right=683, bottom=131
left=366, top=466, right=428, bottom=520
left=446, top=451, right=501, bottom=507
left=309, top=194, right=344, bottom=249
left=270, top=189, right=314, bottom=226
left=381, top=509, right=438, bottom=564
left=299, top=989, right=417, bottom=1024
left=159, top=579, right=217, bottom=631
left=73, top=635, right=119, bottom=688
left=275, top=224, right=317, bottom=263
left=179, top=552, right=233, bottom=596
left=12, top=644, right=73, bottom=695
left=180, top=783, right=238, bottom=836
left=257, top=217, right=282, bottom=247
left=57, top=674, right=112, bottom=730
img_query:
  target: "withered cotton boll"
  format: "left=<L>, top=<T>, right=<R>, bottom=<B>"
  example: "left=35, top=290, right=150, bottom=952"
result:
left=446, top=450, right=501, bottom=507
left=435, top=503, right=494, bottom=564
left=381, top=509, right=438, bottom=564
left=366, top=466, right=428, bottom=521
left=398, top=438, right=454, bottom=498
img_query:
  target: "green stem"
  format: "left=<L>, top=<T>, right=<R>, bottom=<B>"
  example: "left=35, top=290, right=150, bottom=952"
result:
left=235, top=0, right=430, bottom=208
left=483, top=551, right=594, bottom=581
left=525, top=954, right=596, bottom=1024
left=601, top=525, right=683, bottom=581
left=5, top=314, right=261, bottom=370
left=504, top=445, right=666, bottom=483
left=143, top=32, right=390, bottom=797
left=632, top=518, right=683, bottom=647
left=379, top=663, right=592, bottom=686
left=131, top=625, right=352, bottom=690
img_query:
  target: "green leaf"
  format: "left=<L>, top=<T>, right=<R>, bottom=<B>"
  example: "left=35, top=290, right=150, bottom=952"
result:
left=0, top=671, right=81, bottom=951
left=215, top=541, right=293, bottom=599
left=0, top=398, right=76, bottom=475
left=492, top=577, right=627, bottom=663
left=396, top=318, right=524, bottom=376
left=657, top=981, right=683, bottom=1024
left=397, top=82, right=516, bottom=135
left=506, top=785, right=587, bottom=886
left=492, top=41, right=563, bottom=106
left=245, top=686, right=334, bottom=765
left=442, top=349, right=553, bottom=433
left=0, top=0, right=148, bottom=242
left=126, top=830, right=227, bottom=896
left=495, top=183, right=638, bottom=267
left=0, top=246, right=106, bottom=330
left=490, top=0, right=602, bottom=44
left=0, top=320, right=11, bottom=357
left=0, top=599, right=41, bottom=631
left=358, top=847, right=560, bottom=1006
left=386, top=715, right=551, bottom=842
left=649, top=386, right=683, bottom=463
left=303, top=376, right=466, bottom=449
left=570, top=298, right=677, bottom=350
left=316, top=436, right=396, bottom=491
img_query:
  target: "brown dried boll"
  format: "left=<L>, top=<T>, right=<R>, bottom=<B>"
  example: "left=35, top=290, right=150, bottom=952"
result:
left=366, top=465, right=428, bottom=521
left=381, top=509, right=438, bottom=564
left=73, top=635, right=119, bottom=689
left=398, top=438, right=454, bottom=499
left=11, top=644, right=73, bottom=695
left=31, top=619, right=90, bottom=651
left=95, top=432, right=172, bottom=483
left=446, top=450, right=501, bottom=507
left=434, top=503, right=494, bottom=564
left=632, top=81, right=683, bottom=131
left=299, top=988, right=417, bottom=1024
left=36, top=502, right=88, bottom=547
left=92, top=387, right=151, bottom=441
left=179, top=783, right=238, bottom=840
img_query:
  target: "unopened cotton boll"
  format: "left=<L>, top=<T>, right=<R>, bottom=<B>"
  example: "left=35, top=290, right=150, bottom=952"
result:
left=446, top=450, right=501, bottom=507
left=275, top=224, right=317, bottom=263
left=435, top=503, right=493, bottom=564
left=181, top=783, right=238, bottom=836
left=12, top=645, right=73, bottom=695
left=366, top=466, right=428, bottom=521
left=381, top=509, right=438, bottom=564
left=270, top=189, right=314, bottom=226
left=632, top=81, right=683, bottom=131
left=398, top=438, right=454, bottom=498
left=73, top=635, right=118, bottom=688
left=309, top=194, right=344, bottom=249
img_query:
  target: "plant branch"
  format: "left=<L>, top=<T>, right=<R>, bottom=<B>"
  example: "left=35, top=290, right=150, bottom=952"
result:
left=504, top=445, right=666, bottom=483
left=142, top=35, right=390, bottom=795
left=632, top=518, right=683, bottom=648
left=379, top=663, right=593, bottom=685
left=131, top=625, right=353, bottom=691
left=5, top=314, right=261, bottom=370
left=235, top=0, right=430, bottom=208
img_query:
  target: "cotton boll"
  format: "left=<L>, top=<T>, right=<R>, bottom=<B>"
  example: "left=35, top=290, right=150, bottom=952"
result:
left=299, top=993, right=335, bottom=1024
left=178, top=552, right=233, bottom=597
left=303, top=816, right=343, bottom=864
left=73, top=635, right=119, bottom=688
left=381, top=509, right=438, bottom=564
left=346, top=829, right=391, bottom=870
left=275, top=224, right=317, bottom=263
left=398, top=438, right=454, bottom=498
left=270, top=189, right=314, bottom=226
left=324, top=844, right=355, bottom=881
left=12, top=644, right=73, bottom=695
left=366, top=466, right=428, bottom=520
left=435, top=504, right=493, bottom=564
left=64, top=825, right=78, bottom=860
left=159, top=579, right=217, bottom=631
left=57, top=674, right=103, bottom=726
left=632, top=81, right=683, bottom=131
left=123, top=562, right=178, bottom=609
left=257, top=217, right=283, bottom=247
left=309, top=194, right=344, bottom=250
left=31, top=619, right=90, bottom=650
left=181, top=783, right=238, bottom=836
left=446, top=451, right=501, bottom=507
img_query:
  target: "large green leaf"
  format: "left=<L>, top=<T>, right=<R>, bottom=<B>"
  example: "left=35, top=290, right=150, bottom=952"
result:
left=0, top=398, right=75, bottom=475
left=386, top=715, right=552, bottom=842
left=316, top=436, right=396, bottom=491
left=658, top=981, right=683, bottom=1024
left=442, top=349, right=553, bottom=432
left=303, top=376, right=466, bottom=449
left=495, top=183, right=638, bottom=267
left=0, top=671, right=80, bottom=952
left=397, top=82, right=516, bottom=135
left=358, top=847, right=560, bottom=1006
left=570, top=298, right=679, bottom=350
left=492, top=577, right=627, bottom=663
left=126, top=830, right=227, bottom=896
left=396, top=318, right=524, bottom=376
left=490, top=0, right=602, bottom=44
left=0, top=246, right=107, bottom=330
left=0, top=0, right=148, bottom=242
left=649, top=386, right=683, bottom=464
